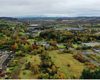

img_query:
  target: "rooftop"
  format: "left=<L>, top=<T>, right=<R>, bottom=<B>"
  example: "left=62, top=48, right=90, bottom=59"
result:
left=70, top=28, right=86, bottom=31
left=29, top=24, right=39, bottom=27
left=82, top=42, right=100, bottom=46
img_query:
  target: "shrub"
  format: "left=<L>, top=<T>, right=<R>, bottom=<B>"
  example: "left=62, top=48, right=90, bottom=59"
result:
left=73, top=53, right=90, bottom=63
left=23, top=72, right=26, bottom=75
left=20, top=58, right=25, bottom=64
left=90, top=65, right=95, bottom=70
left=84, top=62, right=90, bottom=65
left=57, top=50, right=64, bottom=54
left=67, top=64, right=70, bottom=67
left=73, top=74, right=78, bottom=79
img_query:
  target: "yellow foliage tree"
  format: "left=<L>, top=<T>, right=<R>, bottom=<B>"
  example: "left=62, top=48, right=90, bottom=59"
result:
left=17, top=50, right=22, bottom=56
left=14, top=43, right=18, bottom=49
left=60, top=73, right=65, bottom=79
left=8, top=37, right=11, bottom=41
left=48, top=62, right=51, bottom=66
left=31, top=64, right=39, bottom=74
left=24, top=43, right=29, bottom=50
left=52, top=65, right=56, bottom=72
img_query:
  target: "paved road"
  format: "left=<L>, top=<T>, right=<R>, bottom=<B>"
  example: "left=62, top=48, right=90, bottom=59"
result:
left=59, top=48, right=64, bottom=50
left=0, top=51, right=9, bottom=66
left=83, top=51, right=100, bottom=56
left=69, top=47, right=100, bottom=66
left=81, top=54, right=100, bottom=66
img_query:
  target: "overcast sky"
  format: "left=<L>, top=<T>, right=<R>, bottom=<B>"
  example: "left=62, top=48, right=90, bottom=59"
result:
left=0, top=0, right=100, bottom=17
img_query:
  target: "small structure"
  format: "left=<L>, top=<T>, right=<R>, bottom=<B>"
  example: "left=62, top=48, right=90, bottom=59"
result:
left=27, top=24, right=40, bottom=30
left=36, top=42, right=50, bottom=48
left=70, top=28, right=86, bottom=31
left=77, top=25, right=83, bottom=28
left=93, top=49, right=100, bottom=53
left=82, top=42, right=100, bottom=47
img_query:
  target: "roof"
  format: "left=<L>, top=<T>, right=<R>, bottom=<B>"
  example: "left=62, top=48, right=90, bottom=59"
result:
left=82, top=42, right=100, bottom=46
left=29, top=24, right=39, bottom=27
left=71, top=28, right=85, bottom=31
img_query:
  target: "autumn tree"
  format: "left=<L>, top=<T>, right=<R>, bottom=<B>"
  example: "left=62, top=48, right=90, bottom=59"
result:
left=30, top=64, right=39, bottom=74
left=50, top=41, right=57, bottom=46
left=52, top=65, right=56, bottom=72
left=32, top=45, right=37, bottom=49
left=11, top=45, right=16, bottom=50
left=14, top=43, right=18, bottom=49
left=8, top=37, right=11, bottom=41
left=24, top=43, right=29, bottom=51
left=17, top=50, right=22, bottom=56
left=48, top=61, right=51, bottom=66
left=60, top=73, right=66, bottom=79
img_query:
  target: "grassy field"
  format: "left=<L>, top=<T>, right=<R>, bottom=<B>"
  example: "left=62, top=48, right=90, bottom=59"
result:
left=19, top=54, right=41, bottom=79
left=73, top=44, right=78, bottom=48
left=84, top=53, right=100, bottom=63
left=19, top=32, right=25, bottom=36
left=27, top=54, right=41, bottom=65
left=48, top=50, right=86, bottom=77
left=27, top=39, right=35, bottom=44
left=58, top=45, right=66, bottom=48
left=87, top=49, right=93, bottom=52
left=47, top=25, right=71, bottom=28
left=19, top=70, right=38, bottom=79
left=0, top=23, right=16, bottom=26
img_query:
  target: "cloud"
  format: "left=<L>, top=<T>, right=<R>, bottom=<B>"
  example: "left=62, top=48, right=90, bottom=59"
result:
left=0, top=0, right=100, bottom=17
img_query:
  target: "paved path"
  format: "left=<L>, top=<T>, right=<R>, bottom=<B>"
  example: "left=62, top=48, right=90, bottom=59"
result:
left=81, top=54, right=100, bottom=66
left=59, top=48, right=64, bottom=50
left=83, top=51, right=100, bottom=56
left=0, top=51, right=9, bottom=66
left=69, top=47, right=100, bottom=66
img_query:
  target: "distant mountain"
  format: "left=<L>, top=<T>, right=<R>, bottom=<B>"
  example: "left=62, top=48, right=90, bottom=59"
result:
left=0, top=17, right=17, bottom=20
left=17, top=16, right=100, bottom=21
left=56, top=17, right=100, bottom=21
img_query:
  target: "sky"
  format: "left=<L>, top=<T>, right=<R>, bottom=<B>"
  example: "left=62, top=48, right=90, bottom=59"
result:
left=0, top=0, right=100, bottom=17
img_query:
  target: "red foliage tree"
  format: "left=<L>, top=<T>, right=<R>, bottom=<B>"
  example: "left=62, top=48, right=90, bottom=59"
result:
left=22, top=40, right=27, bottom=43
left=11, top=45, right=16, bottom=50
left=36, top=32, right=38, bottom=34
left=26, top=28, right=28, bottom=31
left=32, top=45, right=37, bottom=49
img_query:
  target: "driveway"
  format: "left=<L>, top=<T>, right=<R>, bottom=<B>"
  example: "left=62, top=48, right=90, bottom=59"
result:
left=0, top=51, right=9, bottom=66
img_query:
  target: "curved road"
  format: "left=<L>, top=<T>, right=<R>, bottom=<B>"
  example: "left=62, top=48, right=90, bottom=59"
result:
left=0, top=51, right=9, bottom=66
left=69, top=47, right=100, bottom=66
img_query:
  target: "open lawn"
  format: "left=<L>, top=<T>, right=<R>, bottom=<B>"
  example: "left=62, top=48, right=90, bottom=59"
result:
left=19, top=70, right=39, bottom=79
left=48, top=50, right=86, bottom=77
left=73, top=44, right=78, bottom=48
left=26, top=54, right=41, bottom=65
left=4, top=70, right=12, bottom=73
left=0, top=23, right=16, bottom=26
left=27, top=39, right=35, bottom=44
left=19, top=32, right=25, bottom=36
left=7, top=67, right=14, bottom=70
left=19, top=54, right=41, bottom=79
left=58, top=45, right=66, bottom=48
left=87, top=49, right=93, bottom=52
left=21, top=54, right=41, bottom=70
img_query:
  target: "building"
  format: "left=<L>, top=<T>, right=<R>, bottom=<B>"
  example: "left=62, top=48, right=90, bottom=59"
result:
left=27, top=24, right=40, bottom=30
left=36, top=42, right=50, bottom=48
left=82, top=42, right=100, bottom=47
left=70, top=28, right=86, bottom=31
left=77, top=25, right=83, bottom=28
